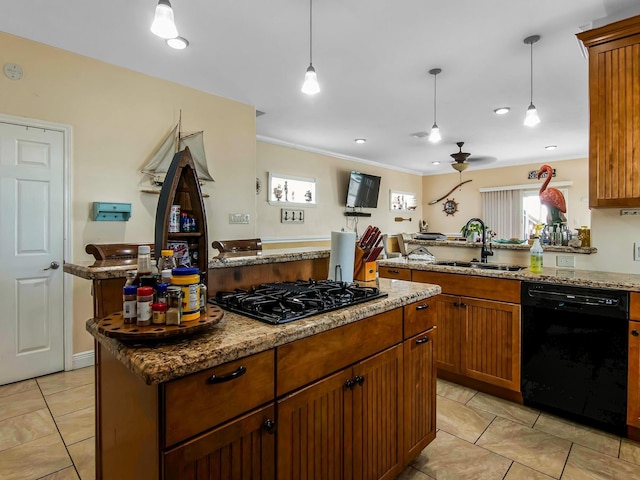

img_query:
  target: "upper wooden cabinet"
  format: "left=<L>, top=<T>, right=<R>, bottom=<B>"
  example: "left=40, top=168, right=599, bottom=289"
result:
left=578, top=15, right=640, bottom=208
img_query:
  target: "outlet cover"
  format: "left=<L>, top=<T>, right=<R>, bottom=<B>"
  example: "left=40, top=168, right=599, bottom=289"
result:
left=556, top=255, right=575, bottom=268
left=635, top=242, right=640, bottom=261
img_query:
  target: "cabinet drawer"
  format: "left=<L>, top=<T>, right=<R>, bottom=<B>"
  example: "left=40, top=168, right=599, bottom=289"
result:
left=404, top=298, right=438, bottom=339
left=163, top=350, right=275, bottom=447
left=277, top=309, right=403, bottom=396
left=379, top=266, right=411, bottom=281
left=412, top=270, right=520, bottom=303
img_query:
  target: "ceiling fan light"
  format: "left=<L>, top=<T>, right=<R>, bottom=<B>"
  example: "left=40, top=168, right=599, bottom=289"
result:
left=151, top=0, right=179, bottom=39
left=524, top=103, right=541, bottom=127
left=428, top=123, right=441, bottom=143
left=451, top=162, right=469, bottom=172
left=301, top=64, right=320, bottom=95
left=166, top=36, right=189, bottom=49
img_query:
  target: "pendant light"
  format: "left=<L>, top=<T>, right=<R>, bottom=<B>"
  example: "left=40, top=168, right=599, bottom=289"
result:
left=523, top=35, right=541, bottom=127
left=428, top=68, right=442, bottom=143
left=151, top=0, right=179, bottom=39
left=301, top=0, right=320, bottom=95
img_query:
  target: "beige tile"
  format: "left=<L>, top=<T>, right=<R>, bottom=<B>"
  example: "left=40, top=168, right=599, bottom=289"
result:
left=40, top=467, right=81, bottom=480
left=437, top=378, right=478, bottom=404
left=505, top=462, right=555, bottom=480
left=0, top=379, right=38, bottom=398
left=0, top=432, right=72, bottom=479
left=68, top=437, right=95, bottom=480
left=396, top=465, right=434, bottom=479
left=534, top=413, right=620, bottom=457
left=436, top=395, right=496, bottom=443
left=412, top=430, right=512, bottom=480
left=45, top=384, right=94, bottom=418
left=620, top=438, right=640, bottom=466
left=55, top=406, right=95, bottom=446
left=0, top=388, right=46, bottom=422
left=0, top=408, right=57, bottom=452
left=477, top=416, right=571, bottom=478
left=37, top=366, right=95, bottom=396
left=468, top=392, right=540, bottom=427
left=562, top=444, right=640, bottom=480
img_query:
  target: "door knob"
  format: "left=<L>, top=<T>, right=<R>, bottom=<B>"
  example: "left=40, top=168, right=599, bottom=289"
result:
left=44, top=261, right=60, bottom=271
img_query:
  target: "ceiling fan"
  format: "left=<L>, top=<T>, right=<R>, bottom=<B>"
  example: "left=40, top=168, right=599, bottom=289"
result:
left=450, top=141, right=496, bottom=172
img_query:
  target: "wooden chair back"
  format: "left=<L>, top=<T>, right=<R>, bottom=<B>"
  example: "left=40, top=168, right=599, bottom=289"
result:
left=85, top=243, right=155, bottom=260
left=212, top=238, right=263, bottom=253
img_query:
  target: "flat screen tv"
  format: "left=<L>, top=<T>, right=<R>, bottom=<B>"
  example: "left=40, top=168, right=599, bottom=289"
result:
left=345, top=171, right=381, bottom=208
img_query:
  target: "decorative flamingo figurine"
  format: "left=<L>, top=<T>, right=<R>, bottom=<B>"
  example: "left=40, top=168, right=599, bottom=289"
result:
left=537, top=164, right=567, bottom=224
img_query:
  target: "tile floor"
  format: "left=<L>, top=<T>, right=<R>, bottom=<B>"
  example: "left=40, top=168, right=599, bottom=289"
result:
left=2, top=368, right=640, bottom=479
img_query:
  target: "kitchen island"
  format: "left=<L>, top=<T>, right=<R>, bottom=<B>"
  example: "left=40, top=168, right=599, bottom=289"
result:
left=88, top=277, right=440, bottom=479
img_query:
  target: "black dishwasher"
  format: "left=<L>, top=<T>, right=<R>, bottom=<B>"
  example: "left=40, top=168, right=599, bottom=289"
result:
left=521, top=281, right=629, bottom=435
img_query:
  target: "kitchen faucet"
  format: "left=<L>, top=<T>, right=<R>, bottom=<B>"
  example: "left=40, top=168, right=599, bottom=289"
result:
left=463, top=217, right=493, bottom=263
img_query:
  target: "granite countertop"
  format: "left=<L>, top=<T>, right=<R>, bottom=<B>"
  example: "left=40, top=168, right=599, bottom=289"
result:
left=377, top=257, right=640, bottom=291
left=64, top=247, right=331, bottom=280
left=408, top=239, right=597, bottom=254
left=86, top=278, right=439, bottom=385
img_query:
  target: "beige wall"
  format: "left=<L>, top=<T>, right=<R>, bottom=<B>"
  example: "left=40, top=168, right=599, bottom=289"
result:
left=256, top=141, right=424, bottom=243
left=421, top=158, right=590, bottom=235
left=0, top=33, right=256, bottom=353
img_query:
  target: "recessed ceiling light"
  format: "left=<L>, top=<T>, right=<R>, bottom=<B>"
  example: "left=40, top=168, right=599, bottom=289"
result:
left=432, top=161, right=441, bottom=165
left=545, top=145, right=558, bottom=150
left=494, top=107, right=510, bottom=115
left=166, top=36, right=189, bottom=49
left=354, top=138, right=366, bottom=144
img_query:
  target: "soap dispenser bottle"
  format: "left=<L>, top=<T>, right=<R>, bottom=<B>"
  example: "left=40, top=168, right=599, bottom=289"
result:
left=529, top=224, right=544, bottom=273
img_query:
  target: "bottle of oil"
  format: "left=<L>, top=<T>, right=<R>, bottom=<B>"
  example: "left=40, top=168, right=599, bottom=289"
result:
left=529, top=223, right=544, bottom=273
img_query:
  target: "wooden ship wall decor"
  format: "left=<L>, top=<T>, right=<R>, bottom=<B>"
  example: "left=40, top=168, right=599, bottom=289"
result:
left=154, top=147, right=209, bottom=281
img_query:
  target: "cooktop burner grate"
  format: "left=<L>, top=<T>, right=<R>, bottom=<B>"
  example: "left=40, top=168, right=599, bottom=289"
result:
left=209, top=279, right=387, bottom=324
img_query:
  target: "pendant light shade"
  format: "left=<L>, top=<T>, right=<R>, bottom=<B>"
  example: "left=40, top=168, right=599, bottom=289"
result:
left=523, top=35, right=541, bottom=127
left=428, top=68, right=442, bottom=143
left=301, top=0, right=320, bottom=95
left=151, top=0, right=179, bottom=39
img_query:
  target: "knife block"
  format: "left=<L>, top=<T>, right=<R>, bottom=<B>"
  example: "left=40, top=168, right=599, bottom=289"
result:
left=353, top=246, right=377, bottom=282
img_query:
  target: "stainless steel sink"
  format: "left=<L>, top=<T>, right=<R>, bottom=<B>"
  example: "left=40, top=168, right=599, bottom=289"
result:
left=433, top=261, right=526, bottom=271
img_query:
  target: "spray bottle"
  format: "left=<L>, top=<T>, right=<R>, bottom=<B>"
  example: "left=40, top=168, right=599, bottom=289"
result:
left=529, top=223, right=544, bottom=273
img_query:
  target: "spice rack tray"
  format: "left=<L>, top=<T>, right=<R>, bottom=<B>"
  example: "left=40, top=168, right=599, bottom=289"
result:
left=96, top=305, right=224, bottom=341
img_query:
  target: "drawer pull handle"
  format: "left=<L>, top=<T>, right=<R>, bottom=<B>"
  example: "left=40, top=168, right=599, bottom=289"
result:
left=345, top=378, right=356, bottom=390
left=416, top=336, right=430, bottom=345
left=263, top=419, right=277, bottom=435
left=460, top=303, right=467, bottom=308
left=354, top=375, right=365, bottom=386
left=416, top=304, right=429, bottom=310
left=389, top=269, right=400, bottom=274
left=207, top=365, right=247, bottom=384
left=633, top=330, right=640, bottom=337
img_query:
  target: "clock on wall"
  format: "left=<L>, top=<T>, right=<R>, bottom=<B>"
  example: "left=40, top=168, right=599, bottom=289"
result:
left=442, top=198, right=458, bottom=216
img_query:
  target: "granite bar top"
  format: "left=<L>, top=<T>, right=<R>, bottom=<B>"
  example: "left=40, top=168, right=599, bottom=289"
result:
left=86, top=278, right=440, bottom=385
left=409, top=239, right=597, bottom=254
left=377, top=257, right=640, bottom=291
left=64, top=247, right=331, bottom=280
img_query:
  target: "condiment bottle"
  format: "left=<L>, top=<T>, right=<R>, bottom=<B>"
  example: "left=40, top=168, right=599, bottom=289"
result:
left=170, top=267, right=200, bottom=321
left=166, top=287, right=183, bottom=325
left=529, top=223, right=544, bottom=273
left=135, top=245, right=152, bottom=285
left=156, top=283, right=169, bottom=304
left=199, top=272, right=207, bottom=313
left=136, top=286, right=154, bottom=326
left=158, top=249, right=177, bottom=272
left=123, top=285, right=137, bottom=324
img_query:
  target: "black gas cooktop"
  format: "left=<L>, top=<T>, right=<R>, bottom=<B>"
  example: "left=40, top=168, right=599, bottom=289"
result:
left=209, top=279, right=387, bottom=325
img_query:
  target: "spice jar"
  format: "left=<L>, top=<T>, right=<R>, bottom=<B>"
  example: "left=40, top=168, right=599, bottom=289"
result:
left=136, top=286, right=154, bottom=326
left=166, top=286, right=183, bottom=325
left=123, top=285, right=137, bottom=324
left=152, top=303, right=167, bottom=325
left=158, top=249, right=177, bottom=272
left=156, top=283, right=169, bottom=304
left=170, top=267, right=200, bottom=321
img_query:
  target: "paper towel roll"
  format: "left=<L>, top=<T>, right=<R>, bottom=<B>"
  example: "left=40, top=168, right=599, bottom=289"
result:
left=328, top=231, right=356, bottom=282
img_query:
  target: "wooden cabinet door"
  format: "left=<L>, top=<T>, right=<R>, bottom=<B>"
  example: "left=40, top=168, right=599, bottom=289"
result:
left=163, top=404, right=276, bottom=480
left=461, top=298, right=521, bottom=391
left=277, top=369, right=351, bottom=480
left=433, top=294, right=462, bottom=374
left=352, top=345, right=403, bottom=480
left=628, top=321, right=640, bottom=428
left=403, top=328, right=436, bottom=464
left=578, top=17, right=640, bottom=207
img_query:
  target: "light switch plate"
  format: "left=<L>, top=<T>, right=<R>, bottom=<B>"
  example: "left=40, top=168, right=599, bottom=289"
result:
left=281, top=209, right=304, bottom=223
left=635, top=242, right=640, bottom=261
left=229, top=213, right=250, bottom=224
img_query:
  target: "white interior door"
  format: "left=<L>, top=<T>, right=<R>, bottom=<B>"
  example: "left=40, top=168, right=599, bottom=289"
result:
left=0, top=121, right=65, bottom=385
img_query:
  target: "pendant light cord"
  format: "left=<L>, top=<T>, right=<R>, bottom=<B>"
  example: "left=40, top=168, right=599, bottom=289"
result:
left=433, top=72, right=438, bottom=123
left=309, top=0, right=313, bottom=65
left=529, top=42, right=534, bottom=104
